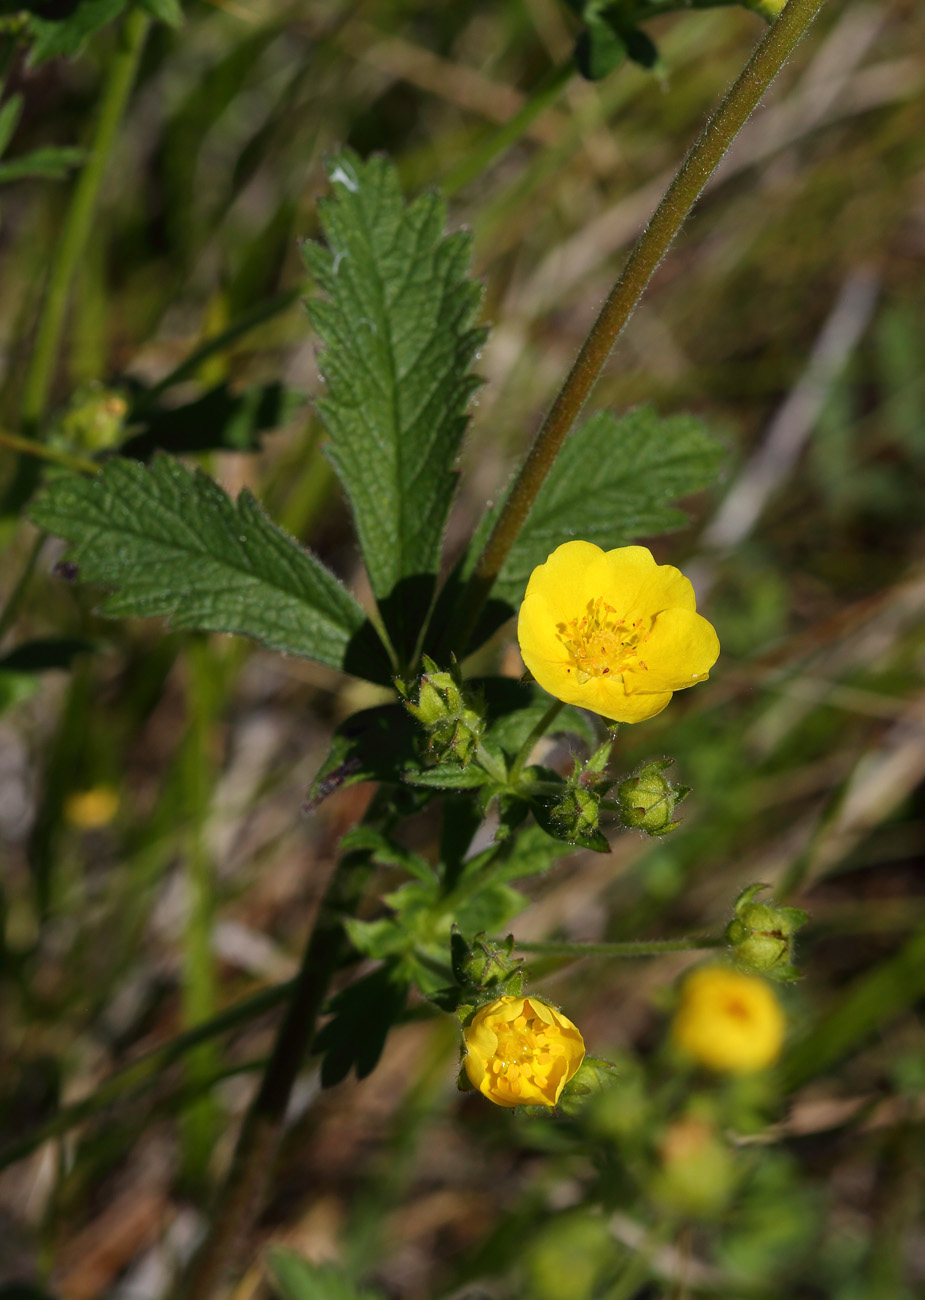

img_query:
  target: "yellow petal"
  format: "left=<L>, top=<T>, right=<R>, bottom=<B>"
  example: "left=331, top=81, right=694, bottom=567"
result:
left=602, top=547, right=696, bottom=619
left=624, top=608, right=720, bottom=695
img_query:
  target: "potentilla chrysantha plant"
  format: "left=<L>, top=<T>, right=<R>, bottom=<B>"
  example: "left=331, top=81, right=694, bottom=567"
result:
left=21, top=0, right=827, bottom=1287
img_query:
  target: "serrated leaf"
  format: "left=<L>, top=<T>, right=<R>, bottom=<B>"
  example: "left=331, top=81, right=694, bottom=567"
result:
left=120, top=382, right=302, bottom=459
left=267, top=1248, right=383, bottom=1300
left=463, top=823, right=573, bottom=887
left=456, top=881, right=528, bottom=936
left=403, top=763, right=491, bottom=791
left=303, top=149, right=486, bottom=656
left=343, top=916, right=410, bottom=959
left=0, top=146, right=85, bottom=183
left=29, top=455, right=388, bottom=680
left=474, top=407, right=725, bottom=608
left=27, top=0, right=127, bottom=64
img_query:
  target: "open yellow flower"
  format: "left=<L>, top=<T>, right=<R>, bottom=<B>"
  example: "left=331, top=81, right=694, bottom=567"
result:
left=672, top=966, right=785, bottom=1073
left=517, top=541, right=719, bottom=723
left=463, top=995, right=585, bottom=1107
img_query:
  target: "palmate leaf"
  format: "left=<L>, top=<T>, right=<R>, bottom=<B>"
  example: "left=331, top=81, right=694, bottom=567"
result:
left=471, top=406, right=725, bottom=609
left=303, top=149, right=486, bottom=657
left=29, top=455, right=388, bottom=680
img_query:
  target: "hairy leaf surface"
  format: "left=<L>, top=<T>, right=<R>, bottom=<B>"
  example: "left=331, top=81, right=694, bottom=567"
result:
left=30, top=455, right=384, bottom=677
left=303, top=150, right=485, bottom=648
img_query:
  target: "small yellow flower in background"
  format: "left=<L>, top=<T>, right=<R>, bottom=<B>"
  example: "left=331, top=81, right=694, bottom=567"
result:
left=65, top=785, right=119, bottom=830
left=672, top=966, right=785, bottom=1073
left=517, top=541, right=719, bottom=723
left=463, top=995, right=585, bottom=1107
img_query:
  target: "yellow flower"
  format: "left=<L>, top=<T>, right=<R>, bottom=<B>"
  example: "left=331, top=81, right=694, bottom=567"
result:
left=672, top=966, right=785, bottom=1073
left=463, top=995, right=585, bottom=1107
left=517, top=542, right=719, bottom=723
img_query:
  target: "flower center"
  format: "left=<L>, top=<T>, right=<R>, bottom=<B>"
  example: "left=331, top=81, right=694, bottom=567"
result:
left=490, top=1012, right=559, bottom=1097
left=557, top=596, right=650, bottom=684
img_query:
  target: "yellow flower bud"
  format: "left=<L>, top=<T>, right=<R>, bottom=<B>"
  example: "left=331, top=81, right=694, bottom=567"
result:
left=672, top=966, right=785, bottom=1073
left=463, top=995, right=585, bottom=1108
left=517, top=542, right=719, bottom=723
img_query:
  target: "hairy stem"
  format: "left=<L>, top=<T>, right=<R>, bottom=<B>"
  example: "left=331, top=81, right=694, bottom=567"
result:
left=456, top=0, right=829, bottom=648
left=20, top=6, right=149, bottom=433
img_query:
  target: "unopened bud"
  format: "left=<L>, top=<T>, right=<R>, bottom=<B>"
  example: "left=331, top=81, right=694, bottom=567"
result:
left=617, top=758, right=689, bottom=836
left=725, top=883, right=808, bottom=980
left=403, top=657, right=483, bottom=767
left=552, top=785, right=600, bottom=841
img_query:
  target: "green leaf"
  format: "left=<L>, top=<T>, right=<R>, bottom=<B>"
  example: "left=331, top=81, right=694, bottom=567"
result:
left=403, top=763, right=491, bottom=790
left=120, top=382, right=303, bottom=459
left=267, top=1248, right=383, bottom=1300
left=27, top=0, right=128, bottom=64
left=480, top=677, right=596, bottom=757
left=0, top=146, right=85, bottom=183
left=471, top=407, right=725, bottom=609
left=337, top=826, right=435, bottom=883
left=29, top=455, right=387, bottom=680
left=463, top=824, right=573, bottom=887
left=137, top=0, right=183, bottom=26
left=303, top=149, right=486, bottom=655
left=343, top=916, right=410, bottom=959
left=315, top=963, right=410, bottom=1087
left=306, top=704, right=419, bottom=810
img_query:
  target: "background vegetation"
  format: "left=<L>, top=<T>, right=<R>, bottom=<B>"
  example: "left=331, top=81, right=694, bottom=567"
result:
left=0, top=0, right=923, bottom=1297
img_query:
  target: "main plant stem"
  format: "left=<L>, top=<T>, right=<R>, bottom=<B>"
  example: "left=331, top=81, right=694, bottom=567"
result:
left=20, top=6, right=149, bottom=434
left=457, top=0, right=828, bottom=648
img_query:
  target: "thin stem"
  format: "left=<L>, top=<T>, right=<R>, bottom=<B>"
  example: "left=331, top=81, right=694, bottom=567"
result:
left=514, top=937, right=725, bottom=958
left=455, top=0, right=829, bottom=649
left=0, top=428, right=98, bottom=474
left=508, top=698, right=564, bottom=785
left=20, top=6, right=149, bottom=434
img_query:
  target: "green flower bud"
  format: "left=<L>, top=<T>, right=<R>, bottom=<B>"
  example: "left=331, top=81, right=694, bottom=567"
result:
left=57, top=383, right=129, bottom=453
left=552, top=785, right=600, bottom=841
left=725, top=883, right=808, bottom=980
left=402, top=656, right=483, bottom=767
left=616, top=758, right=689, bottom=836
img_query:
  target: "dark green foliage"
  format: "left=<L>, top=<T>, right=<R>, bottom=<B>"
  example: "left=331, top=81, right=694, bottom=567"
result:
left=303, top=150, right=486, bottom=656
left=29, top=455, right=387, bottom=679
left=471, top=407, right=725, bottom=607
left=314, top=963, right=410, bottom=1087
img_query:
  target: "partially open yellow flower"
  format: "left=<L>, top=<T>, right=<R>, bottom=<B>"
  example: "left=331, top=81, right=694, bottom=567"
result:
left=672, top=966, right=785, bottom=1073
left=517, top=542, right=719, bottom=723
left=463, top=995, right=585, bottom=1107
